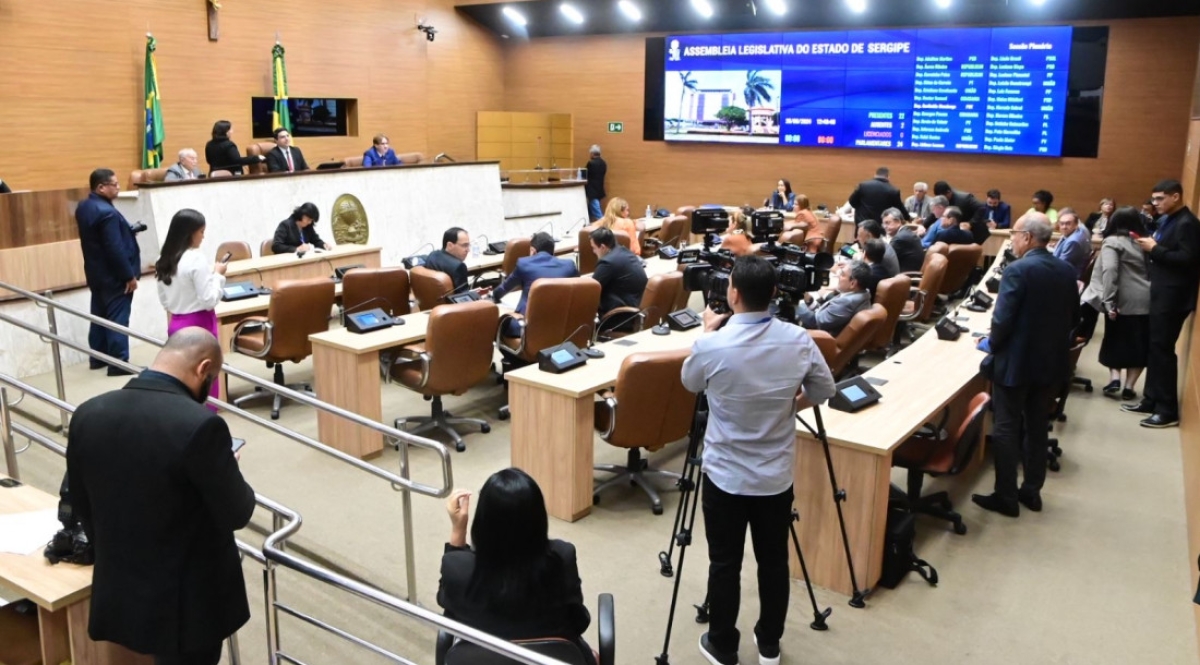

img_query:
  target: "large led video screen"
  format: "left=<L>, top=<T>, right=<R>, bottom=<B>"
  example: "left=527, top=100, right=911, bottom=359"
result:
left=663, top=26, right=1074, bottom=157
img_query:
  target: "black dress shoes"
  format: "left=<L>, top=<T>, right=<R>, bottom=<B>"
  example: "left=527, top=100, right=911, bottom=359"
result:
left=1140, top=414, right=1179, bottom=429
left=972, top=493, right=1019, bottom=517
left=106, top=366, right=135, bottom=377
left=1018, top=491, right=1043, bottom=512
left=1121, top=400, right=1154, bottom=414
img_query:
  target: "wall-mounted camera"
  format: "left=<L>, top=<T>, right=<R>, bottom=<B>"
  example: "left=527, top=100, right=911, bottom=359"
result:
left=417, top=23, right=437, bottom=42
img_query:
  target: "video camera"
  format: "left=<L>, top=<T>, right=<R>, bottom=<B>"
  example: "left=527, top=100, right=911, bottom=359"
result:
left=44, top=472, right=94, bottom=566
left=678, top=209, right=833, bottom=318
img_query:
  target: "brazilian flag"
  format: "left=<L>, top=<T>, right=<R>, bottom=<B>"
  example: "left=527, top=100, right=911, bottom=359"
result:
left=143, top=34, right=164, bottom=168
left=272, top=43, right=292, bottom=133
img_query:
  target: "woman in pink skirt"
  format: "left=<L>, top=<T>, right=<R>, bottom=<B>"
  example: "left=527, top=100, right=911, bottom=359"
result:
left=155, top=209, right=227, bottom=409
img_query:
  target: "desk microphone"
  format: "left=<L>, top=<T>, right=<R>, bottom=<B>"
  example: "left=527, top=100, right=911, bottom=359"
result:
left=344, top=296, right=399, bottom=318
left=535, top=221, right=556, bottom=241
left=438, top=278, right=476, bottom=304
left=552, top=321, right=602, bottom=357
left=601, top=304, right=661, bottom=338
left=402, top=242, right=434, bottom=269
left=561, top=217, right=587, bottom=241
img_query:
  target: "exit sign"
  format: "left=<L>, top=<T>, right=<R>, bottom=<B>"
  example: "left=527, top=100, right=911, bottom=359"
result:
left=607, top=122, right=624, bottom=133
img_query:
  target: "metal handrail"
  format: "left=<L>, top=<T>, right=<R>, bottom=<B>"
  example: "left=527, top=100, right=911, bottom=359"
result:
left=0, top=276, right=454, bottom=601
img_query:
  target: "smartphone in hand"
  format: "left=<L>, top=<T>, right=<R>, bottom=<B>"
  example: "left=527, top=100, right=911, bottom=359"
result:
left=221, top=252, right=233, bottom=264
left=231, top=437, right=246, bottom=454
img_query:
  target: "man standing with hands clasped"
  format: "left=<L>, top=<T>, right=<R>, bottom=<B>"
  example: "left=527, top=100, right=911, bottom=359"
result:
left=681, top=256, right=837, bottom=665
left=1123, top=179, right=1200, bottom=428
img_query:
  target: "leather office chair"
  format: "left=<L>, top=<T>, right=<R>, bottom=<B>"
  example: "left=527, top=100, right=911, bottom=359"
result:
left=869, top=275, right=911, bottom=355
left=435, top=594, right=614, bottom=665
left=808, top=303, right=888, bottom=378
left=579, top=229, right=631, bottom=275
left=652, top=215, right=689, bottom=248
left=343, top=266, right=412, bottom=318
left=501, top=237, right=532, bottom=277
left=941, top=244, right=983, bottom=297
left=230, top=277, right=336, bottom=419
left=892, top=392, right=991, bottom=535
left=396, top=152, right=424, bottom=164
left=902, top=252, right=948, bottom=324
left=780, top=228, right=807, bottom=246
left=595, top=272, right=682, bottom=342
left=676, top=205, right=697, bottom=217
left=130, top=168, right=169, bottom=186
left=209, top=169, right=233, bottom=178
left=260, top=239, right=275, bottom=256
left=246, top=142, right=277, bottom=174
left=593, top=349, right=692, bottom=514
left=496, top=277, right=601, bottom=419
left=926, top=241, right=950, bottom=259
left=343, top=156, right=364, bottom=168
left=216, top=241, right=252, bottom=263
left=390, top=300, right=498, bottom=451
left=411, top=266, right=454, bottom=311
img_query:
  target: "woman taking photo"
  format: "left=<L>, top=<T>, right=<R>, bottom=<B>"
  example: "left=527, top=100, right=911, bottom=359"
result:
left=438, top=468, right=594, bottom=664
left=587, top=197, right=644, bottom=248
left=1079, top=207, right=1150, bottom=402
left=204, top=120, right=265, bottom=175
left=155, top=209, right=227, bottom=408
left=764, top=179, right=796, bottom=212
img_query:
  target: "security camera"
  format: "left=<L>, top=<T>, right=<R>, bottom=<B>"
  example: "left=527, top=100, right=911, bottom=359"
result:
left=417, top=23, right=437, bottom=42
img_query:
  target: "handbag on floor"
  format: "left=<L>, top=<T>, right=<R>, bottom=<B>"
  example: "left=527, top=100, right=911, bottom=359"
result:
left=879, top=502, right=938, bottom=589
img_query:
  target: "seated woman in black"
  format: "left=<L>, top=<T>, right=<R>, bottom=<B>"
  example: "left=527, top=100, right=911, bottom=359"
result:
left=204, top=120, right=265, bottom=175
left=271, top=202, right=333, bottom=254
left=437, top=468, right=594, bottom=664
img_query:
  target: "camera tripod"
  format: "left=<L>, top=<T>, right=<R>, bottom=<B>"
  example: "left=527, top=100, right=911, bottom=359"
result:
left=654, top=393, right=831, bottom=665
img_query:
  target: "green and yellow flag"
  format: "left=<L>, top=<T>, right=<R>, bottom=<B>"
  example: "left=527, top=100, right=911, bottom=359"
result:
left=271, top=43, right=292, bottom=133
left=142, top=34, right=165, bottom=168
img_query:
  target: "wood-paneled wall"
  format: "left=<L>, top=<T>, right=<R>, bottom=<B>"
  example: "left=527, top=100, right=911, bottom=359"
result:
left=503, top=17, right=1200, bottom=215
left=0, top=0, right=504, bottom=192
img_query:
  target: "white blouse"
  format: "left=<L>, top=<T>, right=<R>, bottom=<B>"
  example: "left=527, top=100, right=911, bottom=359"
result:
left=157, top=248, right=226, bottom=315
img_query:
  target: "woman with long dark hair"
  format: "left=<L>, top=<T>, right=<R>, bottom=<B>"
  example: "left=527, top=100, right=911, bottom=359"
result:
left=155, top=209, right=227, bottom=408
left=438, top=468, right=593, bottom=663
left=764, top=178, right=796, bottom=212
left=1079, top=207, right=1151, bottom=401
left=203, top=120, right=266, bottom=175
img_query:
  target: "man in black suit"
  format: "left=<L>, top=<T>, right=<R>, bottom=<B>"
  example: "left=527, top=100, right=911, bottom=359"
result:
left=75, top=168, right=142, bottom=375
left=882, top=207, right=926, bottom=272
left=264, top=127, right=310, bottom=173
left=933, top=181, right=985, bottom=241
left=848, top=166, right=905, bottom=224
left=271, top=202, right=331, bottom=254
left=425, top=226, right=472, bottom=292
left=585, top=145, right=607, bottom=221
left=589, top=227, right=647, bottom=315
left=973, top=213, right=1078, bottom=517
left=67, top=328, right=255, bottom=665
left=1124, top=179, right=1200, bottom=428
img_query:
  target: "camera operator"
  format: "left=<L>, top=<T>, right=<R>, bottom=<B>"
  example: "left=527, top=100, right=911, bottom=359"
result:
left=66, top=328, right=255, bottom=665
left=793, top=260, right=872, bottom=336
left=681, top=255, right=837, bottom=665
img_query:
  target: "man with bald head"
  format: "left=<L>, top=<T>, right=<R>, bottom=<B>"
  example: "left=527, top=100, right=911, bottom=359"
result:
left=67, top=328, right=254, bottom=665
left=973, top=214, right=1078, bottom=518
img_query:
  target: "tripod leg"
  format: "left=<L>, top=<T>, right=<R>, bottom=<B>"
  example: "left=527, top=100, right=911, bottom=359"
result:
left=789, top=510, right=831, bottom=631
left=656, top=463, right=704, bottom=665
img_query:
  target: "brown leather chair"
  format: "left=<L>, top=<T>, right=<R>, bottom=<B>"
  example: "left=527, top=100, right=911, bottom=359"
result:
left=396, top=152, right=424, bottom=164
left=501, top=237, right=532, bottom=276
left=941, top=244, right=983, bottom=296
left=130, top=168, right=169, bottom=186
left=892, top=392, right=991, bottom=535
left=343, top=156, right=364, bottom=168
left=390, top=300, right=499, bottom=451
left=343, top=267, right=412, bottom=318
left=230, top=277, right=336, bottom=419
left=652, top=215, right=689, bottom=248
left=809, top=303, right=888, bottom=378
left=579, top=229, right=633, bottom=274
left=216, top=241, right=252, bottom=263
left=869, top=275, right=911, bottom=355
left=497, top=277, right=601, bottom=419
left=209, top=169, right=233, bottom=178
left=595, top=272, right=683, bottom=342
left=260, top=239, right=275, bottom=256
left=780, top=228, right=807, bottom=246
left=902, top=252, right=948, bottom=324
left=593, top=348, right=692, bottom=514
left=676, top=205, right=697, bottom=217
left=246, top=142, right=277, bottom=174
left=927, top=241, right=950, bottom=259
left=808, top=216, right=844, bottom=252
left=411, top=266, right=454, bottom=311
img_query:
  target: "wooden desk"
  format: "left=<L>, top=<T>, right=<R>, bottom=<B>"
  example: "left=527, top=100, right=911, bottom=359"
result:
left=788, top=248, right=1005, bottom=596
left=505, top=326, right=704, bottom=522
left=224, top=244, right=381, bottom=290
left=465, top=237, right=580, bottom=275
left=0, top=476, right=152, bottom=665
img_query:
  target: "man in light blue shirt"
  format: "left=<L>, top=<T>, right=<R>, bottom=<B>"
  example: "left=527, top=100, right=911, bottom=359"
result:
left=681, top=255, right=837, bottom=665
left=1051, top=209, right=1091, bottom=279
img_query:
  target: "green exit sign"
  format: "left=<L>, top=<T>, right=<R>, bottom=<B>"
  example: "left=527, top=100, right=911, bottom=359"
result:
left=607, top=122, right=624, bottom=133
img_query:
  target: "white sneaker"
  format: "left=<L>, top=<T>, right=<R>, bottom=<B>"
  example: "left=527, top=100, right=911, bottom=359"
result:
left=754, top=635, right=781, bottom=665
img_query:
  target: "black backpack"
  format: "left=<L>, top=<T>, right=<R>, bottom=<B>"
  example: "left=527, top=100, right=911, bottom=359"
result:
left=878, top=503, right=937, bottom=589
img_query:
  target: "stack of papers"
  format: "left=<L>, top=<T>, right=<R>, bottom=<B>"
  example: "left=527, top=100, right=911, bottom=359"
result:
left=0, top=509, right=60, bottom=556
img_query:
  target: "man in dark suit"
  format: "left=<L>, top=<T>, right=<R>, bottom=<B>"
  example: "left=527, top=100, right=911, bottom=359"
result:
left=848, top=166, right=905, bottom=224
left=271, top=202, right=331, bottom=254
left=977, top=188, right=1012, bottom=229
left=882, top=208, right=926, bottom=272
left=492, top=231, right=579, bottom=335
left=589, top=227, right=647, bottom=315
left=76, top=168, right=142, bottom=375
left=933, top=181, right=984, bottom=240
left=425, top=227, right=472, bottom=292
left=922, top=206, right=975, bottom=248
left=795, top=260, right=873, bottom=336
left=1124, top=179, right=1200, bottom=428
left=67, top=328, right=255, bottom=665
left=973, top=213, right=1078, bottom=517
left=264, top=127, right=310, bottom=173
left=585, top=145, right=607, bottom=221
left=861, top=239, right=892, bottom=296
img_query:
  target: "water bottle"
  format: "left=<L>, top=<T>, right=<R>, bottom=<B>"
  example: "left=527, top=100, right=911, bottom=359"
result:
left=471, top=239, right=481, bottom=258
left=645, top=204, right=653, bottom=220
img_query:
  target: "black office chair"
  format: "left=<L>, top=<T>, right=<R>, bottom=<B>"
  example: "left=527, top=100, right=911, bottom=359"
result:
left=435, top=594, right=615, bottom=665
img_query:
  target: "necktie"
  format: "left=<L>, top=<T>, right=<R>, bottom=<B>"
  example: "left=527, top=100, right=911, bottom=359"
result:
left=286, top=149, right=294, bottom=172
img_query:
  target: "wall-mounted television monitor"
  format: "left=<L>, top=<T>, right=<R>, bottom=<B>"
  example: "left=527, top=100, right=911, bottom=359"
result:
left=252, top=97, right=354, bottom=138
left=647, top=26, right=1107, bottom=158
